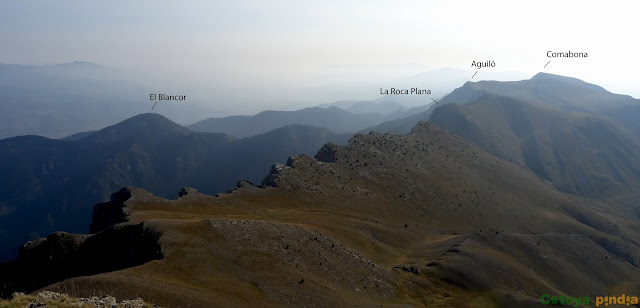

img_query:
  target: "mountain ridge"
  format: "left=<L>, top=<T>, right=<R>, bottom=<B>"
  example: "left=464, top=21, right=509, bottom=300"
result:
left=0, top=113, right=351, bottom=261
left=3, top=120, right=640, bottom=307
left=188, top=106, right=386, bottom=138
left=429, top=93, right=640, bottom=198
left=365, top=72, right=640, bottom=136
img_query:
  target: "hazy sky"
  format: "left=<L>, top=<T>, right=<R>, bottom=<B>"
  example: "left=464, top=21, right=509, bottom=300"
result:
left=1, top=0, right=639, bottom=110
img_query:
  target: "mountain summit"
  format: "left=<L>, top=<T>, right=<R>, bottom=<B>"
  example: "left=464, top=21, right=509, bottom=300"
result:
left=460, top=72, right=635, bottom=113
left=366, top=72, right=640, bottom=136
left=84, top=113, right=193, bottom=145
left=530, top=72, right=606, bottom=91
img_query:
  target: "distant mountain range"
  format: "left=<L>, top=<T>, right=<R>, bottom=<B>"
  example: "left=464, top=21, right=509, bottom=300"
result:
left=313, top=68, right=529, bottom=120
left=0, top=62, right=528, bottom=141
left=366, top=72, right=640, bottom=137
left=0, top=62, right=221, bottom=139
left=461, top=72, right=640, bottom=138
left=0, top=113, right=350, bottom=261
left=187, top=106, right=381, bottom=138
left=304, top=67, right=530, bottom=108
left=316, top=100, right=406, bottom=115
left=373, top=67, right=531, bottom=106
left=188, top=105, right=435, bottom=139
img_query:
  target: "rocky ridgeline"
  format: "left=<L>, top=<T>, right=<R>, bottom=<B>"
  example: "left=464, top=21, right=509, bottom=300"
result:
left=9, top=291, right=160, bottom=307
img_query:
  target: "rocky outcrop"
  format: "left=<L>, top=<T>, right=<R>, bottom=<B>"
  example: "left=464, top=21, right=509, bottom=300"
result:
left=235, top=179, right=255, bottom=189
left=261, top=163, right=288, bottom=187
left=1, top=186, right=167, bottom=298
left=0, top=221, right=162, bottom=299
left=409, top=120, right=432, bottom=134
left=90, top=187, right=133, bottom=234
left=261, top=155, right=317, bottom=188
left=178, top=187, right=198, bottom=198
left=6, top=291, right=161, bottom=307
left=315, top=143, right=340, bottom=163
left=19, top=232, right=88, bottom=264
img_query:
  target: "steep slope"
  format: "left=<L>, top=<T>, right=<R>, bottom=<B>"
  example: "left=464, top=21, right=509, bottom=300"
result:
left=4, top=122, right=640, bottom=307
left=188, top=107, right=384, bottom=138
left=0, top=114, right=350, bottom=261
left=428, top=93, right=640, bottom=198
left=604, top=104, right=640, bottom=137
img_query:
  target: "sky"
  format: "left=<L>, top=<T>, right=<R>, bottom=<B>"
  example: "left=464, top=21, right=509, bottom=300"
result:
left=1, top=0, right=639, bottom=112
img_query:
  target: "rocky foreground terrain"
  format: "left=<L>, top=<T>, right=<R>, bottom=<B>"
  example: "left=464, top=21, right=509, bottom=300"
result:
left=2, top=121, right=640, bottom=307
left=0, top=291, right=157, bottom=308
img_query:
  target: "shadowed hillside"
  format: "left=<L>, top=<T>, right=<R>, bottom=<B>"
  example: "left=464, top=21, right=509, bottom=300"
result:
left=0, top=114, right=350, bottom=261
left=429, top=93, right=640, bottom=198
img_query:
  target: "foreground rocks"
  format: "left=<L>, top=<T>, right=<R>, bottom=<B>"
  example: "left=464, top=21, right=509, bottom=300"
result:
left=6, top=291, right=160, bottom=307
